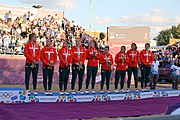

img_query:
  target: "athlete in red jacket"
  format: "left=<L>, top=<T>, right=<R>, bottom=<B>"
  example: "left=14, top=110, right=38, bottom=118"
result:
left=85, top=40, right=100, bottom=94
left=71, top=39, right=86, bottom=94
left=127, top=43, right=139, bottom=92
left=58, top=40, right=72, bottom=95
left=24, top=33, right=40, bottom=96
left=140, top=43, right=153, bottom=92
left=99, top=46, right=113, bottom=94
left=114, top=46, right=129, bottom=93
left=41, top=39, right=57, bottom=95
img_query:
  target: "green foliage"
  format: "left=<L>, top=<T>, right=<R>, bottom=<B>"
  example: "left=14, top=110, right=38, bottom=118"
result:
left=154, top=24, right=180, bottom=46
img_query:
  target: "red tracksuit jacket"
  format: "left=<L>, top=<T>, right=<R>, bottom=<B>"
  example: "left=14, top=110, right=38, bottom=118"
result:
left=127, top=49, right=139, bottom=67
left=40, top=45, right=57, bottom=67
left=115, top=52, right=129, bottom=70
left=86, top=47, right=100, bottom=67
left=71, top=46, right=86, bottom=65
left=58, top=47, right=72, bottom=68
left=24, top=41, right=41, bottom=63
left=140, top=49, right=153, bottom=66
left=99, top=53, right=113, bottom=70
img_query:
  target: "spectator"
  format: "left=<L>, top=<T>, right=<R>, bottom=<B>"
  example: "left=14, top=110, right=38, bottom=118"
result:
left=0, top=10, right=87, bottom=56
left=150, top=54, right=159, bottom=89
left=171, top=59, right=180, bottom=90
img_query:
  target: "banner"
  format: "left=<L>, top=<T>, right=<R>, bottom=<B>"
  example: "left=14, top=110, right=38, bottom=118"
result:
left=108, top=26, right=150, bottom=57
left=0, top=57, right=102, bottom=84
left=0, top=90, right=28, bottom=103
left=28, top=90, right=180, bottom=103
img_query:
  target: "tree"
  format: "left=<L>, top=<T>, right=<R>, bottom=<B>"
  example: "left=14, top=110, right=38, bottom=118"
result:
left=176, top=24, right=180, bottom=34
left=154, top=29, right=171, bottom=46
left=154, top=24, right=180, bottom=46
left=171, top=25, right=179, bottom=38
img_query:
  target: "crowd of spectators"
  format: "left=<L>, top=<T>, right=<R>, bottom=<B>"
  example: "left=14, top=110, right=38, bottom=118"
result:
left=0, top=10, right=92, bottom=55
left=154, top=43, right=180, bottom=68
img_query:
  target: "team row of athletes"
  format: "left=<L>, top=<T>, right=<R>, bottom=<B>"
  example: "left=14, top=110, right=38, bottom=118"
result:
left=24, top=33, right=155, bottom=96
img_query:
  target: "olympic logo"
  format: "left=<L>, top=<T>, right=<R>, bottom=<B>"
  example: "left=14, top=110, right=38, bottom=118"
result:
left=0, top=92, right=13, bottom=99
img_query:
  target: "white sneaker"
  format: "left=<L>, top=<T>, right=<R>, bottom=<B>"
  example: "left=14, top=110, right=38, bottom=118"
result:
left=64, top=91, right=69, bottom=95
left=145, top=87, right=149, bottom=92
left=48, top=90, right=53, bottom=95
left=135, top=89, right=139, bottom=93
left=101, top=90, right=104, bottom=94
left=114, top=89, right=119, bottom=93
left=85, top=89, right=89, bottom=94
left=142, top=88, right=146, bottom=92
left=121, top=89, right=125, bottom=93
left=79, top=90, right=84, bottom=95
left=126, top=89, right=130, bottom=93
left=92, top=89, right=96, bottom=94
left=107, top=90, right=111, bottom=94
left=34, top=91, right=38, bottom=96
left=59, top=91, right=64, bottom=95
left=72, top=90, right=76, bottom=95
left=27, top=90, right=31, bottom=96
left=45, top=91, right=49, bottom=95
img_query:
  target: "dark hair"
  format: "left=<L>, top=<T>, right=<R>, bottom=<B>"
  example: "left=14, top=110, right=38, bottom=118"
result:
left=174, top=59, right=179, bottom=66
left=91, top=39, right=98, bottom=50
left=63, top=40, right=70, bottom=47
left=145, top=43, right=150, bottom=47
left=121, top=46, right=126, bottom=50
left=105, top=45, right=109, bottom=50
left=64, top=40, right=70, bottom=44
left=29, top=33, right=36, bottom=41
left=131, top=43, right=137, bottom=50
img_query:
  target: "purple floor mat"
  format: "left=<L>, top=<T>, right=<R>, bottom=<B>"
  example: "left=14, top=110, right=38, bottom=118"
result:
left=0, top=96, right=180, bottom=120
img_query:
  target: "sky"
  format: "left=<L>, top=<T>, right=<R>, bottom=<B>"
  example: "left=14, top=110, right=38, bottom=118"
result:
left=0, top=0, right=180, bottom=39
